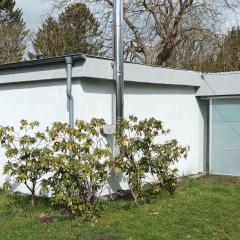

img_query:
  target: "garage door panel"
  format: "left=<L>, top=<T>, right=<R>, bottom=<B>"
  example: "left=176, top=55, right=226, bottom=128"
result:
left=211, top=148, right=240, bottom=176
left=212, top=123, right=240, bottom=149
left=211, top=98, right=240, bottom=176
left=212, top=99, right=240, bottom=123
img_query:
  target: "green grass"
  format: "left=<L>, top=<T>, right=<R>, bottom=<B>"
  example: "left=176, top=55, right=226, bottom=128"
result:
left=0, top=175, right=240, bottom=240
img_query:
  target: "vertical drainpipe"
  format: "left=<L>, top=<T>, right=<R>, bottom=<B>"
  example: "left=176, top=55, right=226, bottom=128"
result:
left=102, top=1, right=124, bottom=155
left=113, top=0, right=124, bottom=122
left=65, top=56, right=74, bottom=128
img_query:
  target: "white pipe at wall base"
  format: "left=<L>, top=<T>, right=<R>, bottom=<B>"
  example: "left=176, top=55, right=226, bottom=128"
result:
left=113, top=0, right=124, bottom=122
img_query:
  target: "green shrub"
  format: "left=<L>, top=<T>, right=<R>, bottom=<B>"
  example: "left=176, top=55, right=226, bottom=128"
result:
left=45, top=118, right=112, bottom=218
left=114, top=116, right=189, bottom=202
left=0, top=120, right=53, bottom=206
left=0, top=116, right=188, bottom=216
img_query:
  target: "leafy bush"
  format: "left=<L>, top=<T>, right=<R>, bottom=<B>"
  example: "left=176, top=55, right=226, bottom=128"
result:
left=0, top=120, right=53, bottom=206
left=45, top=118, right=112, bottom=218
left=114, top=116, right=188, bottom=202
left=0, top=116, right=188, bottom=217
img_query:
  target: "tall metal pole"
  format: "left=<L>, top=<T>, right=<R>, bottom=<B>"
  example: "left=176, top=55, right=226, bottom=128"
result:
left=113, top=0, right=124, bottom=122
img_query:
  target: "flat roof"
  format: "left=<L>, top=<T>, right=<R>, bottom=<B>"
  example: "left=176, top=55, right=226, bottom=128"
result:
left=2, top=54, right=240, bottom=97
left=0, top=54, right=202, bottom=87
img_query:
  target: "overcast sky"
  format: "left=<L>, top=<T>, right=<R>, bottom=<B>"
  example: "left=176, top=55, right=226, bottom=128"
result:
left=15, top=0, right=51, bottom=29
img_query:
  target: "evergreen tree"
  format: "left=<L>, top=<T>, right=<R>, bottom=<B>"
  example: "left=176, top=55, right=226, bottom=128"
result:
left=0, top=0, right=28, bottom=64
left=215, top=27, right=240, bottom=72
left=33, top=3, right=102, bottom=57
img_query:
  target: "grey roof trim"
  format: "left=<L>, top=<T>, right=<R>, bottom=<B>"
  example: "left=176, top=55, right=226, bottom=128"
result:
left=202, top=71, right=240, bottom=75
left=199, top=94, right=240, bottom=99
left=86, top=54, right=201, bottom=73
left=0, top=54, right=86, bottom=70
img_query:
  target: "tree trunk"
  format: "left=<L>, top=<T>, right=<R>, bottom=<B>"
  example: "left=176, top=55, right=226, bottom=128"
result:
left=31, top=193, right=35, bottom=207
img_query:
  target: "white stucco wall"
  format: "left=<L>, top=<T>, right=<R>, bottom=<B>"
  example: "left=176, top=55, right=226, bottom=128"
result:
left=79, top=79, right=206, bottom=193
left=78, top=78, right=205, bottom=175
left=125, top=82, right=204, bottom=175
left=0, top=80, right=75, bottom=192
left=0, top=68, right=205, bottom=194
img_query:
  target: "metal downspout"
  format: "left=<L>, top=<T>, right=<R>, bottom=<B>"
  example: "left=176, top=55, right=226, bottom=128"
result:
left=65, top=55, right=86, bottom=128
left=65, top=56, right=74, bottom=128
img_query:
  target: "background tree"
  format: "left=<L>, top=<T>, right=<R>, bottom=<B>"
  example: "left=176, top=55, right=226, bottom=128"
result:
left=167, top=31, right=221, bottom=72
left=33, top=3, right=102, bottom=57
left=48, top=0, right=240, bottom=67
left=0, top=0, right=28, bottom=64
left=174, top=27, right=240, bottom=73
left=214, top=27, right=240, bottom=72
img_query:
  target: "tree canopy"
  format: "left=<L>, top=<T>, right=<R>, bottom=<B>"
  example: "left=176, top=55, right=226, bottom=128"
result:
left=49, top=0, right=240, bottom=68
left=215, top=27, right=240, bottom=72
left=0, top=0, right=28, bottom=64
left=1, top=0, right=240, bottom=72
left=33, top=3, right=103, bottom=57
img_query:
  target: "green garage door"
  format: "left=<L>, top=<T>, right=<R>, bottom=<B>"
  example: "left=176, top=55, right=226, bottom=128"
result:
left=211, top=98, right=240, bottom=176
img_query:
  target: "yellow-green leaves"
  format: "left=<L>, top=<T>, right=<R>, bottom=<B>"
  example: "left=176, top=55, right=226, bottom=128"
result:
left=0, top=120, right=53, bottom=206
left=114, top=116, right=189, bottom=202
left=47, top=118, right=111, bottom=217
left=0, top=116, right=188, bottom=216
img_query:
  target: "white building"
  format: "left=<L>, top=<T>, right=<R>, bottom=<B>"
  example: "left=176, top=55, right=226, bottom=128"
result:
left=0, top=54, right=239, bottom=192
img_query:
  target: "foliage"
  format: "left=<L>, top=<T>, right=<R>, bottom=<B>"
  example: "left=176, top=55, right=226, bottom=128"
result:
left=45, top=118, right=111, bottom=218
left=0, top=0, right=28, bottom=64
left=0, top=120, right=53, bottom=206
left=0, top=116, right=188, bottom=216
left=214, top=27, right=240, bottom=72
left=177, top=26, right=240, bottom=73
left=33, top=3, right=102, bottom=58
left=114, top=116, right=188, bottom=202
left=167, top=32, right=220, bottom=72
left=50, top=0, right=239, bottom=67
left=169, top=26, right=240, bottom=73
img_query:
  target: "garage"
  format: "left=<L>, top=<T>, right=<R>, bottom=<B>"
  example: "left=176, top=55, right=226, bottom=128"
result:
left=196, top=71, right=240, bottom=176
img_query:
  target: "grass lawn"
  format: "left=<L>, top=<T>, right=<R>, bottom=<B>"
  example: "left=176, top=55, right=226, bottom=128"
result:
left=0, top=175, right=240, bottom=240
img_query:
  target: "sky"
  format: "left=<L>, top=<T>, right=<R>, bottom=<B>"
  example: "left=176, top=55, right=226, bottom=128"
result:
left=15, top=0, right=51, bottom=29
